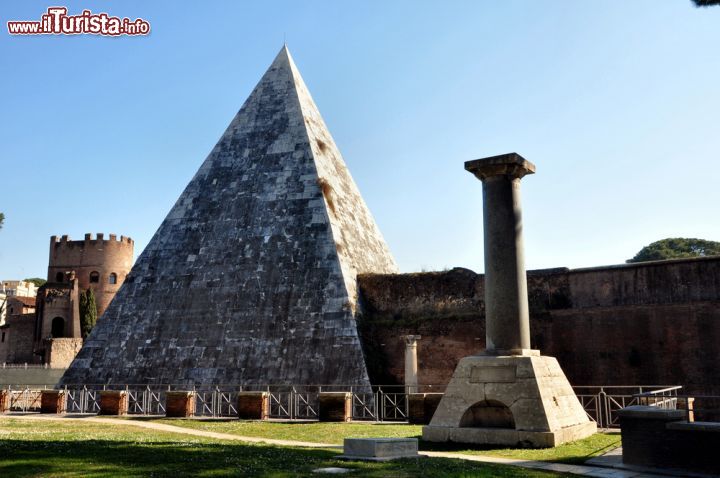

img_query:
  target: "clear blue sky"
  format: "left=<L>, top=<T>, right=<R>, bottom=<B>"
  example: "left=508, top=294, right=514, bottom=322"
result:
left=1, top=1, right=719, bottom=280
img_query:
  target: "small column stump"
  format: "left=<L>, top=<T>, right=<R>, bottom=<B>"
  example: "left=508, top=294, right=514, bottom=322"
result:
left=165, top=391, right=196, bottom=418
left=408, top=393, right=443, bottom=425
left=40, top=390, right=67, bottom=414
left=0, top=390, right=10, bottom=413
left=237, top=391, right=269, bottom=420
left=318, top=392, right=352, bottom=422
left=99, top=390, right=129, bottom=416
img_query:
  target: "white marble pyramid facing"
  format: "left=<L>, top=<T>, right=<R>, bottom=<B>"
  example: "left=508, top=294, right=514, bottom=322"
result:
left=60, top=46, right=397, bottom=387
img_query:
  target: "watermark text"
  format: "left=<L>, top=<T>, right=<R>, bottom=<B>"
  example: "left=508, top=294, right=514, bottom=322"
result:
left=7, top=7, right=150, bottom=36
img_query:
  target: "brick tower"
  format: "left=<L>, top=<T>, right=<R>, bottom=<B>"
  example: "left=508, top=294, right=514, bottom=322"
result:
left=47, top=234, right=134, bottom=318
left=59, top=46, right=398, bottom=386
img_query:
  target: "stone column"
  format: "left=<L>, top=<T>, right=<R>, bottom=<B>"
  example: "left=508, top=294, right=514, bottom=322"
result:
left=403, top=335, right=421, bottom=393
left=465, top=153, right=535, bottom=355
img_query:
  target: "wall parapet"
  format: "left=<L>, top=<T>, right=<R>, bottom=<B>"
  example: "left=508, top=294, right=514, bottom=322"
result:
left=51, top=233, right=133, bottom=245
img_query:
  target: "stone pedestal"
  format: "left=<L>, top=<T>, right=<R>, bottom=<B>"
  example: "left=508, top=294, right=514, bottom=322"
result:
left=423, top=355, right=596, bottom=447
left=99, top=390, right=128, bottom=416
left=40, top=390, right=67, bottom=414
left=408, top=393, right=444, bottom=425
left=318, top=392, right=352, bottom=422
left=165, top=391, right=196, bottom=418
left=237, top=391, right=269, bottom=420
left=422, top=153, right=595, bottom=447
left=0, top=390, right=10, bottom=413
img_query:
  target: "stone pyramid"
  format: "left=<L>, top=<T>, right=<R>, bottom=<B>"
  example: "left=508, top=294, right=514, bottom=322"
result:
left=59, top=46, right=398, bottom=387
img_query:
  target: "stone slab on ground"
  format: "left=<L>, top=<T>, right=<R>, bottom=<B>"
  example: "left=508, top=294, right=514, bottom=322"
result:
left=312, top=467, right=353, bottom=474
left=336, top=438, right=421, bottom=461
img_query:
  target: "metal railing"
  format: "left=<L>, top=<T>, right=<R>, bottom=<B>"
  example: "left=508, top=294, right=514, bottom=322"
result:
left=636, top=389, right=720, bottom=423
left=127, top=387, right=166, bottom=416
left=66, top=386, right=101, bottom=414
left=1, top=363, right=58, bottom=369
left=1, top=383, right=683, bottom=427
left=574, top=385, right=682, bottom=428
left=635, top=386, right=682, bottom=409
left=194, top=388, right=237, bottom=417
left=7, top=388, right=43, bottom=411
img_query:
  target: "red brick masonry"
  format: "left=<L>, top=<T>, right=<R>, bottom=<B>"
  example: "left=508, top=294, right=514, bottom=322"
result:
left=99, top=390, right=128, bottom=415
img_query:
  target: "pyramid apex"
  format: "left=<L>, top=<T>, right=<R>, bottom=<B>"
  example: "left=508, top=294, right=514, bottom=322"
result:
left=274, top=43, right=292, bottom=62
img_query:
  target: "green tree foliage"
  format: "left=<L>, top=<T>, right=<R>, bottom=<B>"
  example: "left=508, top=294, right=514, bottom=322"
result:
left=627, top=238, right=720, bottom=263
left=79, top=288, right=98, bottom=339
left=693, top=0, right=720, bottom=7
left=0, top=212, right=4, bottom=230
left=24, top=277, right=47, bottom=288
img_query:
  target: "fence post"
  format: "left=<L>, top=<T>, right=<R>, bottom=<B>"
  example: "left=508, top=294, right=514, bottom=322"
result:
left=599, top=390, right=608, bottom=429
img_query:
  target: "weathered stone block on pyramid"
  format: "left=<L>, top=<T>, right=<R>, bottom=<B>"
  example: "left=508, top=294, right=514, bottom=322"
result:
left=59, top=46, right=398, bottom=387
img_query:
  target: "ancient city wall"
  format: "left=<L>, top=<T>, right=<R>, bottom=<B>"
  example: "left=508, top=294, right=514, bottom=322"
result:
left=0, top=314, right=36, bottom=364
left=43, top=338, right=84, bottom=369
left=357, top=256, right=720, bottom=394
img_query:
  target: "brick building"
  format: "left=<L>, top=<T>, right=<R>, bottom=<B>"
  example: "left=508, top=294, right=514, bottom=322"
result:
left=32, top=234, right=134, bottom=367
left=0, top=280, right=37, bottom=326
left=0, top=234, right=133, bottom=367
left=0, top=295, right=37, bottom=364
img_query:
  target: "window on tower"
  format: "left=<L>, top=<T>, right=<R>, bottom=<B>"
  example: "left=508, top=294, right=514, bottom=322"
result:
left=90, top=271, right=100, bottom=283
left=109, top=273, right=117, bottom=284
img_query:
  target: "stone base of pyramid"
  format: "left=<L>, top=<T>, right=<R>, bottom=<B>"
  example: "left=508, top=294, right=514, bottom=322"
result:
left=422, top=354, right=596, bottom=448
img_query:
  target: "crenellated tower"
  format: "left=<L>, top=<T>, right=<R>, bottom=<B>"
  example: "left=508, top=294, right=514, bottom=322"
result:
left=48, top=233, right=134, bottom=318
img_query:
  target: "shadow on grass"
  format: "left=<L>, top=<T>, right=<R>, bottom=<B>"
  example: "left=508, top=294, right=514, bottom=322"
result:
left=414, top=432, right=622, bottom=465
left=0, top=437, right=559, bottom=478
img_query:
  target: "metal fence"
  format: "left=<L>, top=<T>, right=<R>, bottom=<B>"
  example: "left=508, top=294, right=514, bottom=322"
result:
left=574, top=385, right=682, bottom=428
left=195, top=388, right=237, bottom=417
left=7, top=388, right=43, bottom=411
left=66, top=387, right=101, bottom=414
left=1, top=363, right=59, bottom=369
left=2, top=383, right=682, bottom=426
left=636, top=389, right=720, bottom=423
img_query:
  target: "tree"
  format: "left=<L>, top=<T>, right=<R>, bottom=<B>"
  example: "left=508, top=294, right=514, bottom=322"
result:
left=79, top=288, right=98, bottom=339
left=0, top=212, right=4, bottom=230
left=693, top=0, right=720, bottom=7
left=627, top=238, right=720, bottom=263
left=24, top=277, right=47, bottom=288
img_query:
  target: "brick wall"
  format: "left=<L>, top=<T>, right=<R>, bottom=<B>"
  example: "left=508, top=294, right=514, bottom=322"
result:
left=357, top=256, right=720, bottom=394
left=48, top=234, right=134, bottom=317
left=0, top=314, right=38, bottom=364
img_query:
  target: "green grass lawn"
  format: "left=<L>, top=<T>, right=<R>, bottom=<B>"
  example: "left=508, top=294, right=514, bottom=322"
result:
left=0, top=418, right=567, bottom=477
left=150, top=418, right=620, bottom=465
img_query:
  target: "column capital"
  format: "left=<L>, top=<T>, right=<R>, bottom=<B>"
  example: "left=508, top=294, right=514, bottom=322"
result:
left=465, top=153, right=536, bottom=181
left=403, top=335, right=421, bottom=346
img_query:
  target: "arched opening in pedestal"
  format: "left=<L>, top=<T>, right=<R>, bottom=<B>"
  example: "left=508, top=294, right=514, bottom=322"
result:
left=459, top=399, right=515, bottom=428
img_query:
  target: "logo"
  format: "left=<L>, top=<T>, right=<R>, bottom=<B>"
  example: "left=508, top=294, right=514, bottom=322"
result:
left=7, top=7, right=150, bottom=36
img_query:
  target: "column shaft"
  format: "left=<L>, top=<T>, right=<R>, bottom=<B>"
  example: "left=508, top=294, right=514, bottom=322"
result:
left=482, top=175, right=530, bottom=353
